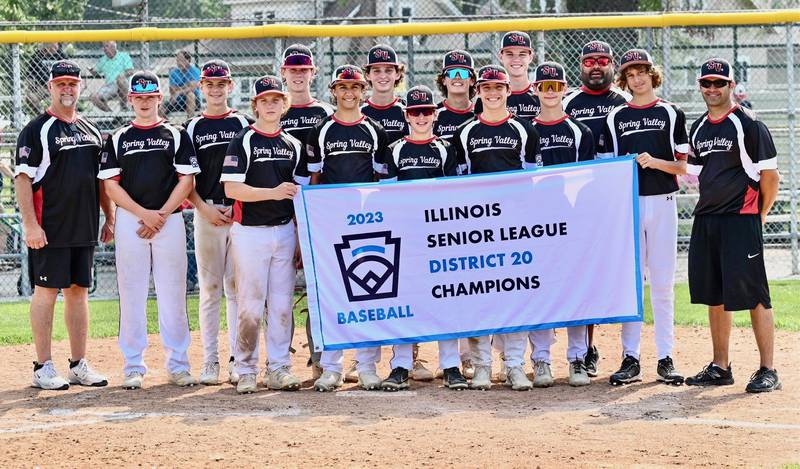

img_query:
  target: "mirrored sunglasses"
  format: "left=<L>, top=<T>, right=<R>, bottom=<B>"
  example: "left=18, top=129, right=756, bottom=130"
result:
left=284, top=54, right=314, bottom=67
left=131, top=81, right=159, bottom=94
left=536, top=81, right=566, bottom=93
left=582, top=57, right=611, bottom=67
left=406, top=108, right=435, bottom=117
left=446, top=68, right=471, bottom=80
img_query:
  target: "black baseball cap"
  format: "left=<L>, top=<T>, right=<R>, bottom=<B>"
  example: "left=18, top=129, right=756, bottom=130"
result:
left=581, top=40, right=613, bottom=59
left=534, top=62, right=567, bottom=84
left=476, top=65, right=510, bottom=85
left=128, top=71, right=161, bottom=96
left=200, top=59, right=231, bottom=80
left=282, top=44, right=314, bottom=69
left=49, top=60, right=82, bottom=83
left=365, top=44, right=400, bottom=68
left=442, top=50, right=474, bottom=71
left=618, top=49, right=654, bottom=73
left=501, top=31, right=532, bottom=52
left=251, top=75, right=286, bottom=100
left=329, top=64, right=368, bottom=87
left=698, top=58, right=734, bottom=81
left=405, top=85, right=436, bottom=109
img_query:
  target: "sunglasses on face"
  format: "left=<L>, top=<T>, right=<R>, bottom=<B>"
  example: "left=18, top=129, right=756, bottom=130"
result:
left=202, top=67, right=230, bottom=79
left=407, top=108, right=435, bottom=117
left=131, top=82, right=158, bottom=94
left=283, top=54, right=313, bottom=67
left=699, top=79, right=730, bottom=89
left=536, top=81, right=565, bottom=93
left=446, top=68, right=472, bottom=80
left=582, top=57, right=611, bottom=68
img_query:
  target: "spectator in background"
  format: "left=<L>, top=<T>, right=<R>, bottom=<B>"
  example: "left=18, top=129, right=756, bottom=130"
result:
left=25, top=43, right=67, bottom=113
left=163, top=51, right=201, bottom=117
left=734, top=83, right=753, bottom=109
left=89, top=41, right=134, bottom=112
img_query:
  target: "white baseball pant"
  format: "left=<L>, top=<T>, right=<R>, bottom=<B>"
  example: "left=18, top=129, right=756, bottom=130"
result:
left=193, top=204, right=238, bottom=366
left=230, top=222, right=296, bottom=375
left=116, top=208, right=191, bottom=375
left=390, top=340, right=460, bottom=370
left=320, top=347, right=383, bottom=374
left=529, top=327, right=588, bottom=363
left=621, top=193, right=677, bottom=360
left=469, top=333, right=527, bottom=368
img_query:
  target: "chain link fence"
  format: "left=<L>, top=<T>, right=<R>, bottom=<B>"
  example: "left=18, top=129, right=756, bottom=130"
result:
left=0, top=5, right=797, bottom=299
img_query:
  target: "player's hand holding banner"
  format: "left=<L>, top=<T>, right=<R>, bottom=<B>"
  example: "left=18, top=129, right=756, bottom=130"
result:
left=296, top=157, right=643, bottom=352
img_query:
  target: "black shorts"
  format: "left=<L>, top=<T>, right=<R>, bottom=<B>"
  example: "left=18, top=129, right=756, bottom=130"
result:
left=28, top=246, right=95, bottom=289
left=688, top=214, right=771, bottom=311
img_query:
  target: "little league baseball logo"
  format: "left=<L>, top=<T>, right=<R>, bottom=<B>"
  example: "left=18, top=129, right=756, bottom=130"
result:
left=335, top=231, right=401, bottom=302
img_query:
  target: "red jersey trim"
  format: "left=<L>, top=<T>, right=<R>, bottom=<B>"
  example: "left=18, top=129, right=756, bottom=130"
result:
left=740, top=185, right=760, bottom=215
left=202, top=109, right=233, bottom=119
left=674, top=152, right=688, bottom=161
left=131, top=119, right=165, bottom=130
left=233, top=200, right=243, bottom=224
left=33, top=187, right=43, bottom=226
left=110, top=175, right=121, bottom=182
left=626, top=99, right=661, bottom=110
left=332, top=115, right=365, bottom=126
left=403, top=136, right=436, bottom=144
left=366, top=97, right=400, bottom=110
left=478, top=112, right=512, bottom=126
left=442, top=100, right=474, bottom=114
left=511, top=84, right=532, bottom=95
left=534, top=115, right=569, bottom=125
left=249, top=125, right=282, bottom=137
left=707, top=105, right=739, bottom=125
left=579, top=85, right=611, bottom=96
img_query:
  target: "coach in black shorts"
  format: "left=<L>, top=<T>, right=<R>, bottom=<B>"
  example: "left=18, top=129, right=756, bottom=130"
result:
left=685, top=58, right=781, bottom=393
left=15, top=60, right=112, bottom=390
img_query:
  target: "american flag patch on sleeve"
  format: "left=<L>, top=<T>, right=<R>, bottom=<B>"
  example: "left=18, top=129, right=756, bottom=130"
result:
left=223, top=154, right=239, bottom=167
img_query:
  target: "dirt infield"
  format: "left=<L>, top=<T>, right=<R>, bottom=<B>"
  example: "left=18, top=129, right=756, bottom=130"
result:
left=1, top=325, right=798, bottom=468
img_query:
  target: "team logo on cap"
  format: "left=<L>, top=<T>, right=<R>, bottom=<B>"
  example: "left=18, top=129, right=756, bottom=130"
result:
left=202, top=63, right=228, bottom=77
left=409, top=89, right=427, bottom=102
left=586, top=42, right=606, bottom=52
left=623, top=50, right=643, bottom=62
left=449, top=51, right=466, bottom=64
left=339, top=68, right=360, bottom=80
left=706, top=61, right=725, bottom=73
left=259, top=76, right=280, bottom=88
left=480, top=67, right=508, bottom=81
left=507, top=33, right=528, bottom=46
left=540, top=65, right=559, bottom=78
left=373, top=49, right=391, bottom=61
left=335, top=231, right=401, bottom=302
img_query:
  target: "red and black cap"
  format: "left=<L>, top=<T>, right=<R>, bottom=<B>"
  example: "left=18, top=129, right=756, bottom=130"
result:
left=200, top=59, right=231, bottom=80
left=365, top=44, right=400, bottom=68
left=405, top=85, right=436, bottom=109
left=282, top=44, right=315, bottom=69
left=581, top=40, right=613, bottom=59
left=49, top=60, right=82, bottom=83
left=329, top=64, right=368, bottom=87
left=534, top=61, right=567, bottom=84
left=501, top=31, right=532, bottom=51
left=128, top=71, right=161, bottom=96
left=442, top=49, right=474, bottom=71
left=618, top=49, right=654, bottom=73
left=251, top=75, right=286, bottom=99
left=476, top=64, right=510, bottom=85
left=698, top=57, right=734, bottom=81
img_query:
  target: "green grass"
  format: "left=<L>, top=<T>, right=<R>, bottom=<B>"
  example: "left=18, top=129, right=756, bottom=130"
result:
left=0, top=281, right=797, bottom=346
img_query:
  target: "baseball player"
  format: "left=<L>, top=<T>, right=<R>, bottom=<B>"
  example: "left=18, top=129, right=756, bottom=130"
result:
left=362, top=44, right=409, bottom=145
left=380, top=85, right=467, bottom=391
left=452, top=65, right=539, bottom=391
left=562, top=40, right=631, bottom=377
left=528, top=62, right=594, bottom=387
left=599, top=50, right=687, bottom=386
left=307, top=65, right=390, bottom=392
left=184, top=60, right=253, bottom=385
left=221, top=75, right=306, bottom=394
left=685, top=58, right=781, bottom=393
left=475, top=31, right=540, bottom=120
left=98, top=71, right=200, bottom=390
left=15, top=60, right=110, bottom=390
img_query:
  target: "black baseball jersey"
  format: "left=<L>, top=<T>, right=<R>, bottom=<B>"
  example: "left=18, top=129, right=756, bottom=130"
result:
left=562, top=86, right=630, bottom=153
left=475, top=84, right=541, bottom=120
left=306, top=115, right=388, bottom=184
left=600, top=99, right=689, bottom=196
left=385, top=137, right=457, bottom=181
left=688, top=106, right=777, bottom=216
left=281, top=100, right=335, bottom=145
left=220, top=127, right=304, bottom=226
left=453, top=114, right=539, bottom=174
left=361, top=98, right=408, bottom=144
left=15, top=112, right=103, bottom=247
left=184, top=110, right=253, bottom=201
left=532, top=115, right=594, bottom=167
left=98, top=121, right=200, bottom=210
left=433, top=101, right=475, bottom=143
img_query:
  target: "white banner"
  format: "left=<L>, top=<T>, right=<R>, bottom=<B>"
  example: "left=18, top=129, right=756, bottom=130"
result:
left=295, top=157, right=643, bottom=351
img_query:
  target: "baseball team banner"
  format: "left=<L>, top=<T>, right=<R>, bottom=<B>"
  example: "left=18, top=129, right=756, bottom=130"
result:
left=295, top=157, right=643, bottom=352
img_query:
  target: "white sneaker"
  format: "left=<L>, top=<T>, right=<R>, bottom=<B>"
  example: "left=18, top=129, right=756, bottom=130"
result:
left=237, top=373, right=258, bottom=394
left=358, top=370, right=382, bottom=390
left=228, top=358, right=239, bottom=385
left=469, top=365, right=492, bottom=390
left=314, top=370, right=343, bottom=392
left=461, top=359, right=475, bottom=379
left=67, top=359, right=108, bottom=387
left=199, top=362, right=220, bottom=385
left=505, top=366, right=533, bottom=391
left=344, top=359, right=359, bottom=383
left=568, top=360, right=591, bottom=387
left=123, top=371, right=144, bottom=390
left=533, top=361, right=554, bottom=388
left=266, top=366, right=301, bottom=391
left=32, top=360, right=69, bottom=390
left=168, top=370, right=198, bottom=387
left=411, top=359, right=434, bottom=382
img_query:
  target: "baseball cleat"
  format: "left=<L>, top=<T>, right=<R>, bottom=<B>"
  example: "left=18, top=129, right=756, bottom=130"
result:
left=358, top=370, right=383, bottom=390
left=745, top=367, right=781, bottom=393
left=461, top=359, right=475, bottom=379
left=568, top=360, right=591, bottom=387
left=199, top=362, right=221, bottom=385
left=442, top=367, right=468, bottom=390
left=237, top=373, right=258, bottom=394
left=497, top=352, right=508, bottom=382
left=228, top=356, right=239, bottom=385
left=686, top=362, right=734, bottom=386
left=122, top=371, right=144, bottom=390
left=168, top=370, right=198, bottom=387
left=266, top=366, right=301, bottom=391
left=32, top=360, right=69, bottom=390
left=584, top=345, right=600, bottom=377
left=609, top=355, right=641, bottom=386
left=411, top=359, right=434, bottom=382
left=532, top=361, right=554, bottom=388
left=381, top=367, right=410, bottom=391
left=67, top=358, right=108, bottom=387
left=505, top=366, right=533, bottom=391
left=656, top=357, right=684, bottom=385
left=344, top=359, right=359, bottom=383
left=314, top=370, right=343, bottom=392
left=469, top=365, right=492, bottom=390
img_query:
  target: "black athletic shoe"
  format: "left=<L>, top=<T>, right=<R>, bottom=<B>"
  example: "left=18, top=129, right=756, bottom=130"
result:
left=442, top=367, right=468, bottom=390
left=584, top=345, right=599, bottom=377
left=656, top=356, right=684, bottom=385
left=381, top=367, right=409, bottom=392
left=685, top=362, right=734, bottom=386
left=745, top=367, right=782, bottom=393
left=609, top=355, right=641, bottom=386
